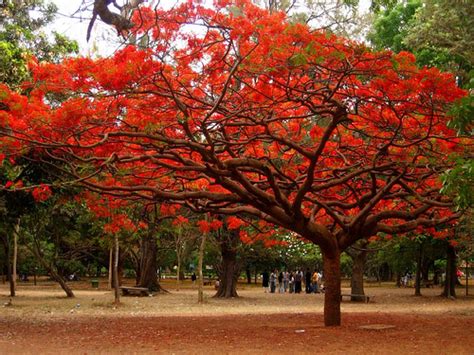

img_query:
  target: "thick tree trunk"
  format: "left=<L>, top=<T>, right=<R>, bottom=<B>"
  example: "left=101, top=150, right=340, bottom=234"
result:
left=441, top=243, right=457, bottom=298
left=350, top=249, right=367, bottom=301
left=323, top=250, right=341, bottom=326
left=414, top=242, right=423, bottom=296
left=137, top=232, right=161, bottom=292
left=214, top=232, right=239, bottom=298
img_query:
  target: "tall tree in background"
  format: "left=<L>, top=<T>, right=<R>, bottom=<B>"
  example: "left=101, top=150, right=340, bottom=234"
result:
left=0, top=0, right=78, bottom=87
left=369, top=0, right=473, bottom=298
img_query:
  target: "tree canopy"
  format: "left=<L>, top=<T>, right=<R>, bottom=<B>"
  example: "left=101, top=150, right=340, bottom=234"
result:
left=0, top=0, right=469, bottom=326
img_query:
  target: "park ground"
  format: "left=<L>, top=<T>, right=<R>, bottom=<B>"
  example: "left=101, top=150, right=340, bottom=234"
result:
left=1, top=279, right=474, bottom=354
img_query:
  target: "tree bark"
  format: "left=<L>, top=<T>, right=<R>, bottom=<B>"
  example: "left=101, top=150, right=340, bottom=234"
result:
left=414, top=241, right=423, bottom=296
left=13, top=218, right=19, bottom=293
left=465, top=259, right=469, bottom=297
left=31, top=239, right=74, bottom=298
left=2, top=234, right=15, bottom=297
left=441, top=243, right=457, bottom=298
left=137, top=232, right=162, bottom=291
left=49, top=266, right=75, bottom=298
left=349, top=248, right=367, bottom=301
left=214, top=231, right=239, bottom=298
left=246, top=267, right=251, bottom=284
left=197, top=231, right=206, bottom=303
left=108, top=247, right=113, bottom=290
left=323, top=250, right=341, bottom=326
left=113, top=234, right=120, bottom=305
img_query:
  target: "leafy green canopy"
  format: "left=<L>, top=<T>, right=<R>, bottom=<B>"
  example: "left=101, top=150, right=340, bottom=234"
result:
left=0, top=0, right=79, bottom=87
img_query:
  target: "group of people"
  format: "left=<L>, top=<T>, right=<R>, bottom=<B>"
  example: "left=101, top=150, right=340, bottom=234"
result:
left=262, top=268, right=323, bottom=294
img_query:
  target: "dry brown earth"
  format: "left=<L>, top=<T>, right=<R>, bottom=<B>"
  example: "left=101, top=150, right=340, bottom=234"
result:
left=1, top=279, right=473, bottom=354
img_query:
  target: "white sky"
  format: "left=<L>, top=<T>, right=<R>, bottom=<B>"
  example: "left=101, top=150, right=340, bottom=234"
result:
left=48, top=0, right=372, bottom=57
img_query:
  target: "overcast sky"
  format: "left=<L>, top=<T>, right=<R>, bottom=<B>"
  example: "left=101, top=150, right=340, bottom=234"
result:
left=47, top=0, right=371, bottom=57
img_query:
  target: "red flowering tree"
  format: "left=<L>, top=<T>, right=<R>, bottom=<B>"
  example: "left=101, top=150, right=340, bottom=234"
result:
left=0, top=0, right=469, bottom=326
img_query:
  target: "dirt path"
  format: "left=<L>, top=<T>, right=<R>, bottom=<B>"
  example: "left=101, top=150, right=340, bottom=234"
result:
left=1, top=281, right=473, bottom=354
left=1, top=312, right=473, bottom=354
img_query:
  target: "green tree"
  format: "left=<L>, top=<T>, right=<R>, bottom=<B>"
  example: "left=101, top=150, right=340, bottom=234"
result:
left=0, top=0, right=78, bottom=87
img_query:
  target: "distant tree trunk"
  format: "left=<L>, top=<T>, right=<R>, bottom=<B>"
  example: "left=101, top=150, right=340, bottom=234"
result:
left=441, top=243, right=457, bottom=298
left=176, top=250, right=181, bottom=291
left=322, top=249, right=341, bottom=327
left=421, top=259, right=431, bottom=285
left=465, top=259, right=469, bottom=296
left=137, top=232, right=162, bottom=292
left=49, top=267, right=75, bottom=298
left=13, top=219, right=19, bottom=293
left=197, top=232, right=206, bottom=303
left=31, top=239, right=74, bottom=298
left=2, top=234, right=15, bottom=297
left=108, top=247, right=113, bottom=290
left=347, top=240, right=368, bottom=301
left=395, top=273, right=401, bottom=287
left=214, top=230, right=239, bottom=298
left=414, top=241, right=423, bottom=296
left=246, top=267, right=251, bottom=284
left=113, top=234, right=120, bottom=305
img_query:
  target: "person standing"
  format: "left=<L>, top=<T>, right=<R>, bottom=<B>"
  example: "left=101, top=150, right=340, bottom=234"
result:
left=278, top=271, right=284, bottom=293
left=262, top=270, right=269, bottom=293
left=311, top=269, right=319, bottom=293
left=295, top=270, right=302, bottom=294
left=305, top=268, right=312, bottom=294
left=270, top=270, right=277, bottom=293
left=283, top=271, right=289, bottom=292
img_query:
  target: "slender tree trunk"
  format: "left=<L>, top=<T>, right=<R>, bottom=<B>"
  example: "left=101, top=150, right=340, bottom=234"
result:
left=441, top=243, right=457, bottom=298
left=2, top=234, right=15, bottom=297
left=113, top=234, right=120, bottom=305
left=13, top=219, right=19, bottom=293
left=31, top=241, right=74, bottom=297
left=396, top=273, right=401, bottom=287
left=414, top=242, right=423, bottom=296
left=214, top=232, right=239, bottom=298
left=322, top=250, right=341, bottom=326
left=466, top=259, right=469, bottom=296
left=49, top=267, right=75, bottom=298
left=176, top=252, right=181, bottom=291
left=108, top=247, right=113, bottom=290
left=350, top=249, right=367, bottom=301
left=137, top=232, right=162, bottom=291
left=197, top=232, right=206, bottom=303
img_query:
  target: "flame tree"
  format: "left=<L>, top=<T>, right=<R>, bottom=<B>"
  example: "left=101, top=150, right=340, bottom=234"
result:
left=0, top=0, right=469, bottom=326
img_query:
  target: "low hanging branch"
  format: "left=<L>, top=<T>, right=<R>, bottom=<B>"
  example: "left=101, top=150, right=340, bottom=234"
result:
left=87, top=0, right=144, bottom=41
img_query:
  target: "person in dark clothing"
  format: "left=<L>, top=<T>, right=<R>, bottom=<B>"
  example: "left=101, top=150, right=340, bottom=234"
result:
left=295, top=270, right=302, bottom=293
left=278, top=271, right=284, bottom=293
left=262, top=270, right=269, bottom=293
left=305, top=268, right=312, bottom=293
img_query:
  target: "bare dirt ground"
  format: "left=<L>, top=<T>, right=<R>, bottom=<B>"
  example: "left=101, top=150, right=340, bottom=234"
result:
left=1, top=279, right=473, bottom=354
